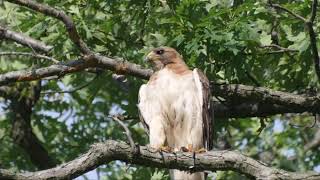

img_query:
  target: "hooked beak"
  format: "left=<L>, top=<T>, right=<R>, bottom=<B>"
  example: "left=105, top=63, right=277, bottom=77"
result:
left=144, top=52, right=154, bottom=62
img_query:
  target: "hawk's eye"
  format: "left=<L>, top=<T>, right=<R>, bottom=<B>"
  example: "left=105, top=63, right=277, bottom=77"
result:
left=155, top=49, right=164, bottom=55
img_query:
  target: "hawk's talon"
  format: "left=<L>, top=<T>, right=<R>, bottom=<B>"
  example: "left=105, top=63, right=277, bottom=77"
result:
left=180, top=146, right=189, bottom=152
left=159, top=145, right=172, bottom=153
left=195, top=148, right=207, bottom=153
left=181, top=144, right=194, bottom=152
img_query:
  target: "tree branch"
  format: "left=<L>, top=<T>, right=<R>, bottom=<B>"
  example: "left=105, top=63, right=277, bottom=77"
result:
left=268, top=0, right=320, bottom=82
left=0, top=140, right=318, bottom=180
left=213, top=84, right=320, bottom=117
left=260, top=44, right=299, bottom=53
left=0, top=54, right=152, bottom=86
left=213, top=84, right=320, bottom=110
left=310, top=0, right=318, bottom=23
left=0, top=26, right=53, bottom=53
left=268, top=1, right=307, bottom=22
left=5, top=0, right=91, bottom=54
left=111, top=116, right=137, bottom=154
left=0, top=55, right=319, bottom=117
left=307, top=20, right=320, bottom=82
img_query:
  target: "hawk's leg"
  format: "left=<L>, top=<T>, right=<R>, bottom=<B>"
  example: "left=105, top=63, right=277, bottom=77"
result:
left=149, top=119, right=171, bottom=152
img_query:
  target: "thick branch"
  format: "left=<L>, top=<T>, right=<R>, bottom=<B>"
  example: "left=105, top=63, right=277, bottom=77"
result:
left=0, top=59, right=90, bottom=86
left=6, top=0, right=91, bottom=54
left=214, top=102, right=293, bottom=118
left=0, top=54, right=151, bottom=86
left=0, top=56, right=319, bottom=117
left=213, top=84, right=320, bottom=117
left=213, top=84, right=320, bottom=112
left=0, top=140, right=318, bottom=180
left=0, top=26, right=53, bottom=52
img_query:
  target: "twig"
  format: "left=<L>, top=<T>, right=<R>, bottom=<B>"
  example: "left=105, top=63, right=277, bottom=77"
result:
left=260, top=44, right=298, bottom=52
left=256, top=118, right=267, bottom=135
left=0, top=52, right=59, bottom=63
left=268, top=1, right=307, bottom=22
left=41, top=74, right=99, bottom=94
left=110, top=115, right=138, bottom=154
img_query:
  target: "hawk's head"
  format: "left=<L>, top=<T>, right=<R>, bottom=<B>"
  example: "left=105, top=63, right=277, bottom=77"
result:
left=145, top=47, right=184, bottom=71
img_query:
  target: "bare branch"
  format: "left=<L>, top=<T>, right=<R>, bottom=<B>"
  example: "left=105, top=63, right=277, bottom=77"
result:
left=0, top=54, right=152, bottom=86
left=212, top=84, right=320, bottom=118
left=260, top=44, right=298, bottom=53
left=268, top=1, right=307, bottom=22
left=0, top=58, right=90, bottom=86
left=0, top=26, right=53, bottom=52
left=0, top=140, right=319, bottom=180
left=111, top=116, right=137, bottom=154
left=0, top=52, right=59, bottom=63
left=5, top=0, right=91, bottom=54
left=212, top=84, right=320, bottom=109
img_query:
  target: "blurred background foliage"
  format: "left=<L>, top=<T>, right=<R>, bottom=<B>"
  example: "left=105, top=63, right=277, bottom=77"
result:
left=0, top=0, right=320, bottom=179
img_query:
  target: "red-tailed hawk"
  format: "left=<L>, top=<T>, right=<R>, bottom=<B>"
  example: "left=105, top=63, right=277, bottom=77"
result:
left=138, top=47, right=213, bottom=180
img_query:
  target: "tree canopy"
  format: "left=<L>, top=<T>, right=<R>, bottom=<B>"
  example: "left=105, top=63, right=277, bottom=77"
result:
left=1, top=0, right=320, bottom=179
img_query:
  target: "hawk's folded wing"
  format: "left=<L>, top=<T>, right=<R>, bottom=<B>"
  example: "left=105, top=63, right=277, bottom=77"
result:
left=194, top=68, right=214, bottom=150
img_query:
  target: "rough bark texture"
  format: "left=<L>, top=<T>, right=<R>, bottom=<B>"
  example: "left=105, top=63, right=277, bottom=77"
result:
left=0, top=140, right=318, bottom=180
left=213, top=84, right=320, bottom=117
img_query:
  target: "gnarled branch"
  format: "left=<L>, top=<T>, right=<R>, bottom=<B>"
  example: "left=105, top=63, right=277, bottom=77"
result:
left=0, top=140, right=318, bottom=180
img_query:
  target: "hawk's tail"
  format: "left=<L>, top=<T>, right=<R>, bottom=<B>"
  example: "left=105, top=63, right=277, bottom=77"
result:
left=170, top=170, right=205, bottom=180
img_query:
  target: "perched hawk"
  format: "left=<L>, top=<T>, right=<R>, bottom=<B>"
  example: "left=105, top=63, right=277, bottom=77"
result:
left=138, top=47, right=213, bottom=180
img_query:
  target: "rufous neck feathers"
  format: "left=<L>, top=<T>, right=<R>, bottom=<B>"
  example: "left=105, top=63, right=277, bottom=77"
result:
left=165, top=58, right=190, bottom=75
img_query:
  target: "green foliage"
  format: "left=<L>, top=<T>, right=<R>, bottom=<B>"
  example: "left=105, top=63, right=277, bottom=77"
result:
left=0, top=0, right=320, bottom=179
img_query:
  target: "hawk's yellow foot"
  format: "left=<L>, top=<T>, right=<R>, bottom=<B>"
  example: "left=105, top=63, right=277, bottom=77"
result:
left=159, top=145, right=172, bottom=152
left=195, top=148, right=207, bottom=153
